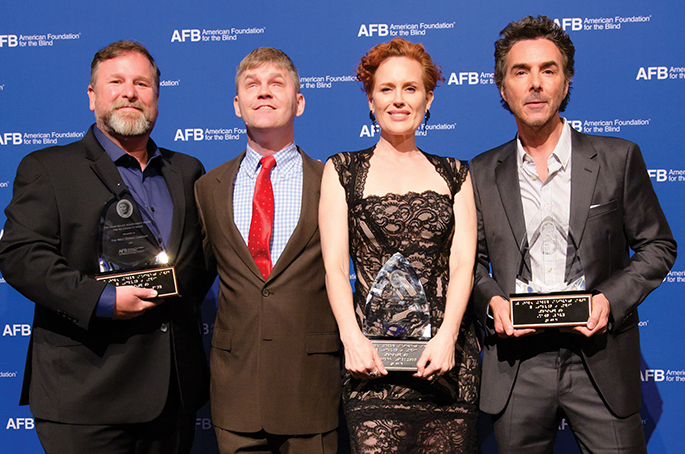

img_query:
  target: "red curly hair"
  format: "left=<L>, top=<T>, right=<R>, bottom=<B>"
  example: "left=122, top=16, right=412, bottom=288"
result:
left=356, top=37, right=444, bottom=98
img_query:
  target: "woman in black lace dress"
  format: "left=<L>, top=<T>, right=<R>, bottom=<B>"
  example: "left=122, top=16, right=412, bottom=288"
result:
left=320, top=38, right=480, bottom=453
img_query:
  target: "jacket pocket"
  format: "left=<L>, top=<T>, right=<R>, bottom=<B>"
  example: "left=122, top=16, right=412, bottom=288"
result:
left=587, top=199, right=618, bottom=218
left=36, top=326, right=81, bottom=347
left=305, top=332, right=340, bottom=354
left=211, top=327, right=233, bottom=352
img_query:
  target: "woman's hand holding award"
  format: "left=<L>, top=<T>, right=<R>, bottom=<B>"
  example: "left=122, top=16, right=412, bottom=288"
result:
left=364, top=252, right=431, bottom=371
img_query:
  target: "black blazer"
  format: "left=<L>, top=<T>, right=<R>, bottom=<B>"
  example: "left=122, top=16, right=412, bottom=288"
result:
left=0, top=126, right=214, bottom=424
left=470, top=128, right=676, bottom=417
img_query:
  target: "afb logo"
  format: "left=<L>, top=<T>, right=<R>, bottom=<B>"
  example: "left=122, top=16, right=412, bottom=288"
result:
left=171, top=29, right=201, bottom=42
left=358, top=24, right=388, bottom=37
left=553, top=18, right=582, bottom=31
left=174, top=129, right=204, bottom=141
left=196, top=418, right=213, bottom=430
left=0, top=35, right=18, bottom=47
left=360, top=124, right=380, bottom=138
left=636, top=67, right=668, bottom=80
left=447, top=72, right=479, bottom=86
left=6, top=418, right=34, bottom=430
left=567, top=120, right=582, bottom=132
left=0, top=133, right=22, bottom=145
left=641, top=369, right=664, bottom=382
left=3, top=324, right=31, bottom=336
left=648, top=169, right=667, bottom=182
left=175, top=128, right=242, bottom=141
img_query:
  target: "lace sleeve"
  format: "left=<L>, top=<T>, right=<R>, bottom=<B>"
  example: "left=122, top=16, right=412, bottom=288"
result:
left=328, top=152, right=354, bottom=205
left=449, top=158, right=469, bottom=196
left=329, top=148, right=375, bottom=206
left=426, top=153, right=469, bottom=198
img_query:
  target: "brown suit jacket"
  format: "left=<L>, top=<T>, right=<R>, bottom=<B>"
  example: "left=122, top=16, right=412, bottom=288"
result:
left=194, top=147, right=341, bottom=435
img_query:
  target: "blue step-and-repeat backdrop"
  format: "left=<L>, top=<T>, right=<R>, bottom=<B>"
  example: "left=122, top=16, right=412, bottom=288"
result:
left=1, top=1, right=683, bottom=452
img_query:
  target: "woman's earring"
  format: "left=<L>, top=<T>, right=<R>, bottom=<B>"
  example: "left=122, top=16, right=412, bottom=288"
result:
left=423, top=110, right=431, bottom=130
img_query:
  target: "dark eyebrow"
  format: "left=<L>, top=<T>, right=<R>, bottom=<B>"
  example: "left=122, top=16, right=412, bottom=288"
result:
left=509, top=63, right=529, bottom=72
left=510, top=60, right=559, bottom=72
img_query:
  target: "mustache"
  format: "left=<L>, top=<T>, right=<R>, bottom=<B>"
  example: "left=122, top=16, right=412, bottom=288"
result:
left=111, top=100, right=145, bottom=111
left=523, top=94, right=549, bottom=104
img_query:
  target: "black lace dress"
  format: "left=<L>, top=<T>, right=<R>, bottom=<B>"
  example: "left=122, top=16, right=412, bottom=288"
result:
left=330, top=147, right=480, bottom=454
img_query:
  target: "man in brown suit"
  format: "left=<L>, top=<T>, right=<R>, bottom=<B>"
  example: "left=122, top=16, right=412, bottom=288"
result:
left=194, top=47, right=341, bottom=454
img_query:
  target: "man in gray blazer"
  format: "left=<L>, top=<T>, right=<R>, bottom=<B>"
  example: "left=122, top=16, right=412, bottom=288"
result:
left=194, top=47, right=340, bottom=454
left=470, top=16, right=676, bottom=453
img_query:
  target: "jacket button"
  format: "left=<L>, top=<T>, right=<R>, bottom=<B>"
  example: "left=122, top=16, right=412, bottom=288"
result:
left=262, top=289, right=270, bottom=297
left=160, top=323, right=169, bottom=333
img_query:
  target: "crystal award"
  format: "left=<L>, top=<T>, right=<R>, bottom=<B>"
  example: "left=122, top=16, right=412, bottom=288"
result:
left=364, top=252, right=431, bottom=371
left=95, top=195, right=178, bottom=297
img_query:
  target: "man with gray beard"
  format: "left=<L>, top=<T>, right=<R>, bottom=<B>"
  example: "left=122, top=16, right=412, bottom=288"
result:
left=0, top=40, right=214, bottom=453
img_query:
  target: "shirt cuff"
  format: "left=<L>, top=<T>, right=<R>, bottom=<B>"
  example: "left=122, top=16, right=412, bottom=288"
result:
left=96, top=284, right=117, bottom=318
left=487, top=303, right=494, bottom=320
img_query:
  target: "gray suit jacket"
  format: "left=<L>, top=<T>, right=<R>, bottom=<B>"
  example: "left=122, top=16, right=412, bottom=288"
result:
left=470, top=128, right=676, bottom=417
left=194, top=147, right=341, bottom=435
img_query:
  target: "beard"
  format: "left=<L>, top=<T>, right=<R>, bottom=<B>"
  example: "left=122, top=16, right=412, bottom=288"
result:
left=101, top=100, right=157, bottom=137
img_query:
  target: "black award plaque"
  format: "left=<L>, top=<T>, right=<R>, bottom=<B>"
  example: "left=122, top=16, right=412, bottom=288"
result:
left=511, top=216, right=590, bottom=328
left=509, top=292, right=591, bottom=328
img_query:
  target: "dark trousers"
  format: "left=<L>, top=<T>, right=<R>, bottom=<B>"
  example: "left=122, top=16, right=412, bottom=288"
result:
left=493, top=348, right=646, bottom=454
left=35, top=384, right=197, bottom=454
left=215, top=427, right=338, bottom=454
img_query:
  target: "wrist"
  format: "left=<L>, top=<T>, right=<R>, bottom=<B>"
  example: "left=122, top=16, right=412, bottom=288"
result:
left=340, top=325, right=365, bottom=345
left=436, top=325, right=459, bottom=344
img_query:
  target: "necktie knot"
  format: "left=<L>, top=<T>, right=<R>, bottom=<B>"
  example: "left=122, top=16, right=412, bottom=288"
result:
left=260, top=156, right=276, bottom=173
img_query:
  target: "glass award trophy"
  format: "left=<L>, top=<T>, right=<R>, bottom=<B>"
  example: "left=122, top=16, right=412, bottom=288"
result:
left=364, top=252, right=431, bottom=371
left=95, top=196, right=178, bottom=297
left=509, top=216, right=591, bottom=328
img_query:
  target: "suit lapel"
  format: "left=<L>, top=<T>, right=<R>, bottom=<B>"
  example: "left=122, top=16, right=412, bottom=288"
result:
left=569, top=130, right=599, bottom=246
left=495, top=143, right=528, bottom=250
left=85, top=128, right=163, bottom=264
left=85, top=129, right=128, bottom=198
left=213, top=151, right=264, bottom=278
left=160, top=153, right=185, bottom=262
left=268, top=148, right=320, bottom=282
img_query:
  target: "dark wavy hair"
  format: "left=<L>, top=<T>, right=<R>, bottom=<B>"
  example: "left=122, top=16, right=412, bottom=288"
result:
left=357, top=37, right=444, bottom=98
left=494, top=15, right=575, bottom=112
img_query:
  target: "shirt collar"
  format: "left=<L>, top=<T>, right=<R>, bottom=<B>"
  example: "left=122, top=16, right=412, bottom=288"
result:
left=244, top=142, right=299, bottom=177
left=516, top=118, right=572, bottom=170
left=93, top=125, right=162, bottom=168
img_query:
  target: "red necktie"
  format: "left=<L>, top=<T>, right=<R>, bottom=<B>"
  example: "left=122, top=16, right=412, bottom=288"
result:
left=248, top=156, right=276, bottom=279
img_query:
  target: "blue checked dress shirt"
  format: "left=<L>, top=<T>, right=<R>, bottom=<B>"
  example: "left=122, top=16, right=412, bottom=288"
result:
left=233, top=143, right=303, bottom=268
